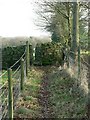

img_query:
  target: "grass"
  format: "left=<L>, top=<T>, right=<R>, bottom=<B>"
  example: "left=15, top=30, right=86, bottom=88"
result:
left=47, top=69, right=87, bottom=118
left=0, top=70, right=8, bottom=84
left=14, top=66, right=87, bottom=118
left=14, top=67, right=44, bottom=118
left=0, top=70, right=18, bottom=85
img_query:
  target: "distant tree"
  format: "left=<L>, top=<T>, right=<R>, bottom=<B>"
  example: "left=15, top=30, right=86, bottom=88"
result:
left=34, top=1, right=72, bottom=46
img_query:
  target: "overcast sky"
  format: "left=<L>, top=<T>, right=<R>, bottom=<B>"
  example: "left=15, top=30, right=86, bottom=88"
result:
left=0, top=0, right=50, bottom=37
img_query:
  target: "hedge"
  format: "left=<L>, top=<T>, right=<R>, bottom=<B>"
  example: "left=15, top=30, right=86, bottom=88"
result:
left=2, top=45, right=26, bottom=69
left=2, top=44, right=33, bottom=69
left=35, top=42, right=64, bottom=66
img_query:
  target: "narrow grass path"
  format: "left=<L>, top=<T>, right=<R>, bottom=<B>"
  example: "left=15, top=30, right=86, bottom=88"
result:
left=14, top=67, right=44, bottom=118
left=14, top=66, right=87, bottom=119
left=38, top=66, right=55, bottom=118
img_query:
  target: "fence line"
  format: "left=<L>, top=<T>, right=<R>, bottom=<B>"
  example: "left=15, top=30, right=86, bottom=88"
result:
left=68, top=56, right=88, bottom=96
left=0, top=41, right=30, bottom=119
left=0, top=41, right=89, bottom=119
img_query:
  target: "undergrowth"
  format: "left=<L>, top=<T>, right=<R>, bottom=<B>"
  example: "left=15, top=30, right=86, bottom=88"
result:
left=47, top=69, right=87, bottom=118
left=14, top=66, right=87, bottom=119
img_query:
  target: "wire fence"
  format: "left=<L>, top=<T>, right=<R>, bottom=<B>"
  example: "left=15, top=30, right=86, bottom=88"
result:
left=0, top=71, right=8, bottom=119
left=56, top=43, right=89, bottom=98
left=0, top=42, right=28, bottom=119
left=0, top=41, right=89, bottom=119
left=68, top=52, right=89, bottom=96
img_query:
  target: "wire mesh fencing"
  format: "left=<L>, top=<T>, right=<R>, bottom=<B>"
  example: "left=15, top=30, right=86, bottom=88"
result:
left=0, top=46, right=28, bottom=119
left=12, top=66, right=21, bottom=110
left=0, top=71, right=8, bottom=119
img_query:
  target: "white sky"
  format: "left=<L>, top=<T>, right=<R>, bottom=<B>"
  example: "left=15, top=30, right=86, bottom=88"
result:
left=0, top=0, right=50, bottom=37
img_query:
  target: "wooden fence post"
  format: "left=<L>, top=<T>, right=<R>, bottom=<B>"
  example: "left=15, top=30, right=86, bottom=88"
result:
left=78, top=45, right=81, bottom=77
left=21, top=58, right=24, bottom=91
left=30, top=44, right=33, bottom=65
left=26, top=41, right=30, bottom=77
left=8, top=68, right=13, bottom=120
left=67, top=47, right=69, bottom=68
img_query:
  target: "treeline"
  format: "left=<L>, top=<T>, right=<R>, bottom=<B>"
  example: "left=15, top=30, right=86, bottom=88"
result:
left=0, top=36, right=51, bottom=48
left=34, top=1, right=89, bottom=56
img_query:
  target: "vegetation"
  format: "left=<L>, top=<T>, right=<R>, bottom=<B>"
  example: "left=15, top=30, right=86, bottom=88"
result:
left=0, top=36, right=51, bottom=48
left=35, top=42, right=64, bottom=66
left=0, top=0, right=89, bottom=119
left=2, top=45, right=26, bottom=69
left=14, top=67, right=87, bottom=118
left=14, top=67, right=44, bottom=118
left=0, top=70, right=16, bottom=84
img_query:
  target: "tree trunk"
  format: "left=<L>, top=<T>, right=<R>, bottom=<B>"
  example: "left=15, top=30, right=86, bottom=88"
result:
left=71, top=1, right=79, bottom=63
left=66, top=2, right=72, bottom=48
left=87, top=2, right=90, bottom=118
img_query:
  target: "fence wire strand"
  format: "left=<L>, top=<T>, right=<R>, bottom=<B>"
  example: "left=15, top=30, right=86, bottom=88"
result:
left=0, top=71, right=7, bottom=78
left=10, top=51, right=26, bottom=69
left=0, top=49, right=26, bottom=119
left=0, top=79, right=8, bottom=119
left=13, top=67, right=21, bottom=110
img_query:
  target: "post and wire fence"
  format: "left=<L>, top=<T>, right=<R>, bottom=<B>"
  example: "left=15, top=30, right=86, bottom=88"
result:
left=0, top=41, right=89, bottom=119
left=0, top=41, right=30, bottom=120
left=67, top=46, right=89, bottom=96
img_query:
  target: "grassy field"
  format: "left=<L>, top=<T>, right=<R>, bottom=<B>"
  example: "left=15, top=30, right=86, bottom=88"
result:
left=14, top=66, right=87, bottom=119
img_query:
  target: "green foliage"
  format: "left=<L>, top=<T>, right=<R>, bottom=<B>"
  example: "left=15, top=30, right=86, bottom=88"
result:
left=2, top=45, right=26, bottom=69
left=51, top=31, right=60, bottom=43
left=35, top=42, right=64, bottom=66
left=35, top=44, right=42, bottom=65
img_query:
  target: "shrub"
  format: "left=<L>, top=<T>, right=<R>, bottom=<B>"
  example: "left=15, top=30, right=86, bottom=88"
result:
left=35, top=42, right=64, bottom=66
left=2, top=45, right=26, bottom=69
